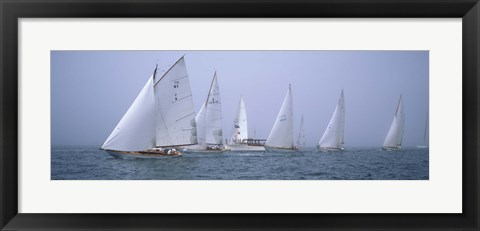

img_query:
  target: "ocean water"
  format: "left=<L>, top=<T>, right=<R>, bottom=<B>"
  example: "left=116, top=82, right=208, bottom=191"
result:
left=51, top=146, right=428, bottom=180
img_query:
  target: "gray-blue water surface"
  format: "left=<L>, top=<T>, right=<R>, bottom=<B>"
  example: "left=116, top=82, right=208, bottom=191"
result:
left=51, top=146, right=428, bottom=180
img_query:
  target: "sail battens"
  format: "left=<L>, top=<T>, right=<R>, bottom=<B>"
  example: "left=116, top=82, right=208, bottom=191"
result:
left=172, top=75, right=189, bottom=81
left=171, top=94, right=192, bottom=103
left=176, top=112, right=196, bottom=122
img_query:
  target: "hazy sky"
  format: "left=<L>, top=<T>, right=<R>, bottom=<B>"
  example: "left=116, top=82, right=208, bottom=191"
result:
left=51, top=51, right=428, bottom=147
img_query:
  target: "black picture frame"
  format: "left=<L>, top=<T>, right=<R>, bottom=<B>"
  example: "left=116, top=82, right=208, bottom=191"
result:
left=1, top=0, right=479, bottom=230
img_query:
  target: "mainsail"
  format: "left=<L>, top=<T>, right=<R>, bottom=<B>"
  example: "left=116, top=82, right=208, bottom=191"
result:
left=195, top=72, right=223, bottom=146
left=318, top=90, right=345, bottom=150
left=205, top=72, right=223, bottom=144
left=154, top=57, right=197, bottom=147
left=231, top=97, right=248, bottom=143
left=265, top=84, right=295, bottom=149
left=296, top=115, right=305, bottom=147
left=383, top=95, right=405, bottom=149
left=102, top=56, right=197, bottom=152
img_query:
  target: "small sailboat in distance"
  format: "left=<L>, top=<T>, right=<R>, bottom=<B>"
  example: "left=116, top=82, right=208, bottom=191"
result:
left=417, top=111, right=428, bottom=148
left=101, top=56, right=197, bottom=158
left=296, top=115, right=306, bottom=149
left=318, top=90, right=345, bottom=151
left=225, top=97, right=266, bottom=151
left=382, top=95, right=405, bottom=151
left=265, top=84, right=298, bottom=151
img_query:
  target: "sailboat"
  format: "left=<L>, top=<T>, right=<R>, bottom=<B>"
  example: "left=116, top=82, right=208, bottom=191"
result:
left=101, top=56, right=197, bottom=158
left=225, top=97, right=266, bottom=151
left=417, top=112, right=428, bottom=148
left=265, top=84, right=298, bottom=151
left=318, top=90, right=345, bottom=151
left=183, top=72, right=228, bottom=152
left=296, top=115, right=306, bottom=149
left=382, top=95, right=405, bottom=151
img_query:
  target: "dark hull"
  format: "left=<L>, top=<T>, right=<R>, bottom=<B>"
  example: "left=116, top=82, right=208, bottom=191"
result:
left=103, top=149, right=181, bottom=159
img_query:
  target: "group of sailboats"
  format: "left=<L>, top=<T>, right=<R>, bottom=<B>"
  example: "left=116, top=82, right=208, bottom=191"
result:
left=101, top=56, right=263, bottom=158
left=101, top=56, right=425, bottom=158
left=263, top=85, right=345, bottom=152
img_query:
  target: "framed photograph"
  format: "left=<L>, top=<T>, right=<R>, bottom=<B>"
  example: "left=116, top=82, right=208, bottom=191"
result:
left=1, top=0, right=479, bottom=230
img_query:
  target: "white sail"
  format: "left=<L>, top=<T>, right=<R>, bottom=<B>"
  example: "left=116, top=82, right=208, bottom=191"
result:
left=383, top=95, right=405, bottom=149
left=205, top=73, right=223, bottom=144
left=318, top=90, right=345, bottom=149
left=231, top=97, right=248, bottom=143
left=265, top=85, right=294, bottom=149
left=194, top=103, right=206, bottom=146
left=102, top=76, right=156, bottom=152
left=154, top=57, right=197, bottom=146
left=296, top=115, right=305, bottom=147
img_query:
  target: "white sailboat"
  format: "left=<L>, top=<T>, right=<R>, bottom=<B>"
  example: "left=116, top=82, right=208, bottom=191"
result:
left=318, top=90, right=345, bottom=151
left=184, top=72, right=228, bottom=152
left=265, top=84, right=298, bottom=151
left=225, top=97, right=266, bottom=151
left=101, top=56, right=196, bottom=158
left=417, top=112, right=428, bottom=148
left=296, top=115, right=306, bottom=149
left=382, top=95, right=405, bottom=151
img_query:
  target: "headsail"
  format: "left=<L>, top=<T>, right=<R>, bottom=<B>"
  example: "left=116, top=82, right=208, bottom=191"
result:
left=318, top=90, right=345, bottom=149
left=265, top=84, right=294, bottom=149
left=231, top=97, right=248, bottom=143
left=102, top=76, right=156, bottom=152
left=154, top=56, right=197, bottom=147
left=383, top=95, right=405, bottom=149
